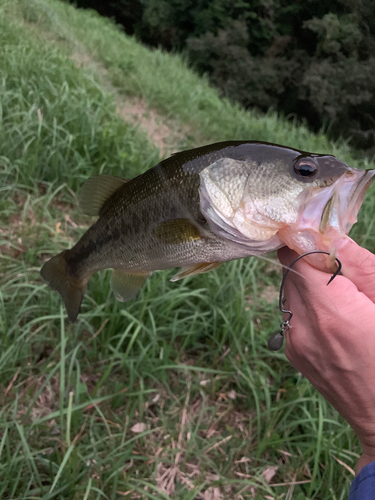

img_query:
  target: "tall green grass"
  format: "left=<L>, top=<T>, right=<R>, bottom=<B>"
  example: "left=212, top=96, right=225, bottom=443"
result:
left=4, top=0, right=373, bottom=158
left=1, top=0, right=374, bottom=498
left=0, top=3, right=159, bottom=191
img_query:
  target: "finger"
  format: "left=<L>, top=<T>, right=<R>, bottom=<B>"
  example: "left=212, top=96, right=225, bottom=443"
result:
left=278, top=247, right=298, bottom=269
left=278, top=247, right=332, bottom=290
left=338, top=238, right=375, bottom=303
left=278, top=247, right=308, bottom=288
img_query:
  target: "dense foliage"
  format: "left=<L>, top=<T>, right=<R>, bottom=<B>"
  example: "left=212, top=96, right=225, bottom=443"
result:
left=69, top=0, right=375, bottom=153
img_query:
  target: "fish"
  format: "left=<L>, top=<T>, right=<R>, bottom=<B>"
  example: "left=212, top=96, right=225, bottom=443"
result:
left=40, top=141, right=375, bottom=322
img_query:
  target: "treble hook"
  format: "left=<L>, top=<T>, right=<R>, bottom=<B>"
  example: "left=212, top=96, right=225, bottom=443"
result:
left=267, top=250, right=342, bottom=351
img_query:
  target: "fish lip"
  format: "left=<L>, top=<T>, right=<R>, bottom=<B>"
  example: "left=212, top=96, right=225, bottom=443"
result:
left=349, top=169, right=375, bottom=209
left=340, top=169, right=375, bottom=233
left=318, top=168, right=375, bottom=235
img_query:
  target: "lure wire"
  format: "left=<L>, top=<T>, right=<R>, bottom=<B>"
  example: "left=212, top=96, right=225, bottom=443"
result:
left=267, top=250, right=342, bottom=351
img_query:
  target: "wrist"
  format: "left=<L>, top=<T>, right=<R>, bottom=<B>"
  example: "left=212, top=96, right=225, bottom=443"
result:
left=356, top=452, right=375, bottom=475
left=351, top=429, right=375, bottom=475
left=356, top=439, right=375, bottom=475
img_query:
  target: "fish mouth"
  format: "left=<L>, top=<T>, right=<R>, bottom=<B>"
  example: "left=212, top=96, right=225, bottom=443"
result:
left=344, top=169, right=375, bottom=231
left=276, top=167, right=375, bottom=271
left=289, top=167, right=375, bottom=258
left=321, top=168, right=375, bottom=235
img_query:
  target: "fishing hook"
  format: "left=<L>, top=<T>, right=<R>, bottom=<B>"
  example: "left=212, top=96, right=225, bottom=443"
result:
left=267, top=250, right=342, bottom=351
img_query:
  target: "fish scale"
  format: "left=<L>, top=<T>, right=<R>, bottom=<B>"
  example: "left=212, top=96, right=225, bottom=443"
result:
left=40, top=141, right=374, bottom=322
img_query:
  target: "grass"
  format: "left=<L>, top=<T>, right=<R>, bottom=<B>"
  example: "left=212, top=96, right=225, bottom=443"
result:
left=1, top=0, right=375, bottom=498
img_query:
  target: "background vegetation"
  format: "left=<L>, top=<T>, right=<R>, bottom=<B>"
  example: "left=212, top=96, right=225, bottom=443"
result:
left=69, top=0, right=375, bottom=155
left=1, top=0, right=375, bottom=498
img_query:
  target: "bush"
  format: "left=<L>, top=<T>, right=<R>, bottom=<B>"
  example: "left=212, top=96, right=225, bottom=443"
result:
left=69, top=0, right=375, bottom=153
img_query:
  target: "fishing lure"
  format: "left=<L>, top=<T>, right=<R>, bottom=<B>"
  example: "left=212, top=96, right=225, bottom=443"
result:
left=268, top=250, right=342, bottom=351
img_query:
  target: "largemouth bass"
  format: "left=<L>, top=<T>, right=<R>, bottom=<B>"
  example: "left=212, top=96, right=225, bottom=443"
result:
left=40, top=141, right=375, bottom=322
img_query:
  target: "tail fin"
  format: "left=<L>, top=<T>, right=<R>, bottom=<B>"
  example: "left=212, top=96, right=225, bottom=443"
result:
left=40, top=251, right=87, bottom=323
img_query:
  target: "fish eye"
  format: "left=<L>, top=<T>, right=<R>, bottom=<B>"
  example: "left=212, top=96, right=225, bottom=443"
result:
left=293, top=160, right=317, bottom=179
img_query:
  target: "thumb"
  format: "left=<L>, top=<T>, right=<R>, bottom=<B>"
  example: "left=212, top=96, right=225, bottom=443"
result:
left=338, top=238, right=375, bottom=303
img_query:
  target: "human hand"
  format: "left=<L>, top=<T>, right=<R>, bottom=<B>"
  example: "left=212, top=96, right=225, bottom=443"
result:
left=278, top=239, right=375, bottom=474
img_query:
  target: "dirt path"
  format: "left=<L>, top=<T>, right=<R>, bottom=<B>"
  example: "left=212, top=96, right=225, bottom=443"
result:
left=20, top=2, right=189, bottom=157
left=71, top=51, right=187, bottom=157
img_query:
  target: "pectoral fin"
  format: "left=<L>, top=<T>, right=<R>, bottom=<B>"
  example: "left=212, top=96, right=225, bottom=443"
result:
left=155, top=219, right=203, bottom=245
left=80, top=174, right=129, bottom=216
left=171, top=262, right=221, bottom=282
left=111, top=269, right=151, bottom=302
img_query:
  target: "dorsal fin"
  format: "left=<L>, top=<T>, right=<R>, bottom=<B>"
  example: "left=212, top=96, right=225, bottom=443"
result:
left=80, top=174, right=129, bottom=216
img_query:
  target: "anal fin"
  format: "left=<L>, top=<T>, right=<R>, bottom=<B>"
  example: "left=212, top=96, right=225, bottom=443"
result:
left=171, top=262, right=221, bottom=282
left=111, top=269, right=151, bottom=302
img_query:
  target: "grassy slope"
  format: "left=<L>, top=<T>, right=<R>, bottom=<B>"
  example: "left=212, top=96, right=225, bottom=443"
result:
left=1, top=0, right=374, bottom=498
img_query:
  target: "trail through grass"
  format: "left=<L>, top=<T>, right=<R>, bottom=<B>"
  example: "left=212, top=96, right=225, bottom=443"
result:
left=1, top=0, right=374, bottom=498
